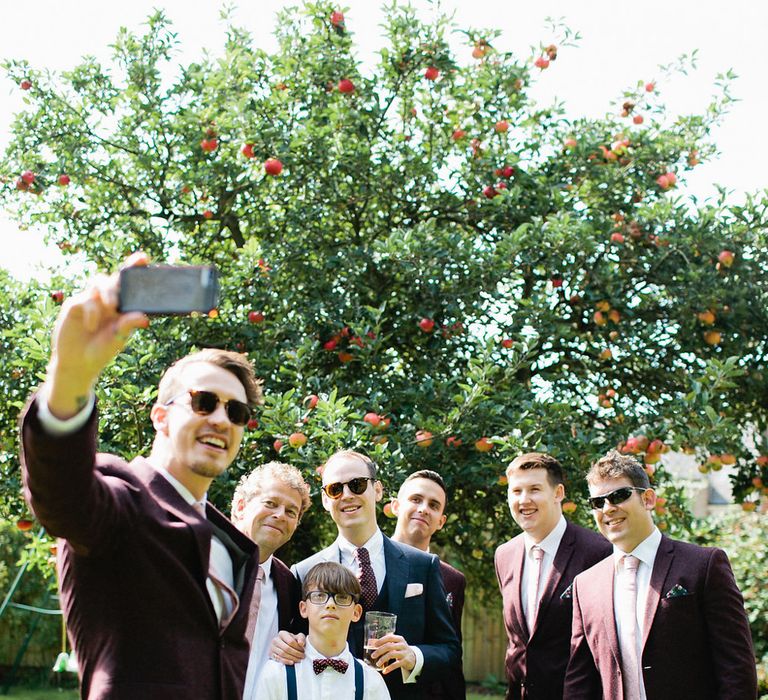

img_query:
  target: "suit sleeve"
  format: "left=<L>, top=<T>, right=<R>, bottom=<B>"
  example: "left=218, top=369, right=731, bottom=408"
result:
left=414, top=555, right=462, bottom=683
left=563, top=577, right=602, bottom=700
left=20, top=397, right=134, bottom=555
left=452, top=573, right=466, bottom=641
left=701, top=548, right=758, bottom=699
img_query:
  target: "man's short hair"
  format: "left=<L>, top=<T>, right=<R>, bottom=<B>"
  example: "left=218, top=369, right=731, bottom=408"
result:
left=506, top=452, right=565, bottom=487
left=324, top=450, right=377, bottom=479
left=587, top=449, right=650, bottom=489
left=231, top=461, right=312, bottom=521
left=398, top=469, right=447, bottom=501
left=157, top=348, right=263, bottom=406
left=302, top=562, right=361, bottom=601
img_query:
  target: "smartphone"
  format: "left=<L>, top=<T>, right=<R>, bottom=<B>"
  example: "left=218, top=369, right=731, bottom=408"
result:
left=118, top=264, right=220, bottom=315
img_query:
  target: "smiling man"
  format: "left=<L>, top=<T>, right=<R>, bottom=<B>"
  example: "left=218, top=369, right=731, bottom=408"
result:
left=231, top=462, right=311, bottom=698
left=564, top=450, right=757, bottom=700
left=19, top=259, right=262, bottom=699
left=274, top=450, right=461, bottom=700
left=494, top=453, right=611, bottom=700
left=391, top=470, right=466, bottom=700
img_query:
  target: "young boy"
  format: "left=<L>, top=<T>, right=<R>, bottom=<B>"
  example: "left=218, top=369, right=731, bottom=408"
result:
left=257, top=562, right=391, bottom=699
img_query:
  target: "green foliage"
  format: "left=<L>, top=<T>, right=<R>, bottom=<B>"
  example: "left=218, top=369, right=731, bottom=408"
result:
left=691, top=511, right=768, bottom=693
left=1, top=1, right=768, bottom=597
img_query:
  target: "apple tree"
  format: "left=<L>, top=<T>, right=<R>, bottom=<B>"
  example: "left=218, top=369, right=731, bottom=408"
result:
left=2, top=1, right=768, bottom=595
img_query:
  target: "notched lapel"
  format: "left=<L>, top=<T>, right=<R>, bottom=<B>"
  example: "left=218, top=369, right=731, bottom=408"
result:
left=642, top=536, right=674, bottom=650
left=384, top=538, right=409, bottom=619
left=507, top=539, right=529, bottom=640
left=536, top=525, right=575, bottom=626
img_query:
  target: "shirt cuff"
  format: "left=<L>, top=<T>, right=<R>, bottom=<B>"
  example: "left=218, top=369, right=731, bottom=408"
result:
left=35, top=385, right=95, bottom=435
left=402, top=645, right=424, bottom=683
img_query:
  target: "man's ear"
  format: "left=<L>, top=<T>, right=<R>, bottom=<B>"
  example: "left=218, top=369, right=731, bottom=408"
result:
left=374, top=480, right=384, bottom=503
left=435, top=513, right=447, bottom=531
left=150, top=403, right=169, bottom=434
left=642, top=488, right=657, bottom=511
left=554, top=483, right=565, bottom=503
left=321, top=491, right=333, bottom=513
left=299, top=600, right=308, bottom=620
left=391, top=497, right=401, bottom=516
left=351, top=603, right=363, bottom=623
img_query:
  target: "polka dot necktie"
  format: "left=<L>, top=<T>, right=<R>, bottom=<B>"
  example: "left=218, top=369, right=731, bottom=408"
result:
left=356, top=547, right=378, bottom=610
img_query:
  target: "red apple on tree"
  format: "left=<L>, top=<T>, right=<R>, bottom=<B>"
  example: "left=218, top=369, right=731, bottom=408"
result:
left=200, top=138, right=218, bottom=153
left=273, top=439, right=284, bottom=453
left=383, top=501, right=396, bottom=518
left=494, top=120, right=509, bottom=133
left=363, top=412, right=381, bottom=427
left=474, top=436, right=493, bottom=452
left=482, top=185, right=498, bottom=199
left=306, top=394, right=319, bottom=410
left=424, top=66, right=439, bottom=81
left=501, top=338, right=514, bottom=348
left=57, top=173, right=71, bottom=186
left=330, top=10, right=345, bottom=27
left=645, top=82, right=655, bottom=92
left=241, top=143, right=255, bottom=158
left=17, top=519, right=34, bottom=531
left=247, top=418, right=259, bottom=430
left=20, top=80, right=32, bottom=90
left=264, top=158, right=283, bottom=176
left=338, top=78, right=355, bottom=93
left=418, top=317, right=435, bottom=333
left=415, top=430, right=434, bottom=447
left=633, top=115, right=644, bottom=124
left=534, top=56, right=550, bottom=69
left=248, top=310, right=265, bottom=324
left=202, top=210, right=213, bottom=220
left=718, top=250, right=734, bottom=268
left=50, top=290, right=65, bottom=304
left=288, top=432, right=307, bottom=448
left=451, top=129, right=466, bottom=141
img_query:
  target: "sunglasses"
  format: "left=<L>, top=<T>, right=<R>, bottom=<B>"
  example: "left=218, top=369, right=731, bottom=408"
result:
left=588, top=486, right=647, bottom=510
left=305, top=590, right=357, bottom=607
left=322, top=477, right=375, bottom=500
left=165, top=390, right=251, bottom=427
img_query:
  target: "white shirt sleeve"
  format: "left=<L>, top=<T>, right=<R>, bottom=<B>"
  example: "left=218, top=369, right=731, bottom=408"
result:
left=400, top=645, right=424, bottom=683
left=364, top=663, right=393, bottom=699
left=35, top=385, right=95, bottom=436
left=254, top=660, right=288, bottom=700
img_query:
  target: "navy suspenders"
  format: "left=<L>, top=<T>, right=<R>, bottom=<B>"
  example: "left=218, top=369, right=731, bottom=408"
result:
left=285, top=658, right=364, bottom=699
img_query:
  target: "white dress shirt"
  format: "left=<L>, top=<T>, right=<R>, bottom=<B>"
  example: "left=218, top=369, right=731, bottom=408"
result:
left=243, top=556, right=278, bottom=699
left=612, top=527, right=662, bottom=700
left=335, top=529, right=424, bottom=683
left=35, top=389, right=236, bottom=625
left=256, top=639, right=391, bottom=700
left=521, top=514, right=567, bottom=626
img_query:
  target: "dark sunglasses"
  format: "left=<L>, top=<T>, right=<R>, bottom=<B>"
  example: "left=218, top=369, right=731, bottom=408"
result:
left=165, top=390, right=251, bottom=427
left=588, top=486, right=646, bottom=510
left=322, top=477, right=375, bottom=500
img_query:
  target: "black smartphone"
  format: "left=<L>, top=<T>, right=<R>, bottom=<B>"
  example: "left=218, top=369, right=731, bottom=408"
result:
left=118, top=265, right=220, bottom=315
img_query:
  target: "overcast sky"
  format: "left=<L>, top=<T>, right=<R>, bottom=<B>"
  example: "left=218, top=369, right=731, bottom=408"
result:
left=1, top=0, right=765, bottom=280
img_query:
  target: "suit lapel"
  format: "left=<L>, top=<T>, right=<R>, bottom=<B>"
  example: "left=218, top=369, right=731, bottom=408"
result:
left=642, top=535, right=674, bottom=650
left=533, top=521, right=575, bottom=636
left=383, top=536, right=409, bottom=619
left=508, top=537, right=530, bottom=640
left=596, top=557, right=623, bottom=668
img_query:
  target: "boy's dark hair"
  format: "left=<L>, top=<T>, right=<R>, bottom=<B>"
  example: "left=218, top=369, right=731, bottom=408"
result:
left=302, top=562, right=362, bottom=601
left=506, top=452, right=565, bottom=488
left=399, top=469, right=447, bottom=500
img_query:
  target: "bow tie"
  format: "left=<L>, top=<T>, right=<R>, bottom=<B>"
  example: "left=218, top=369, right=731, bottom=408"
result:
left=313, top=657, right=348, bottom=675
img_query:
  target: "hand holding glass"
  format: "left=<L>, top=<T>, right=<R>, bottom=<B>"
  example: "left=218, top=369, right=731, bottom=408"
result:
left=364, top=611, right=397, bottom=671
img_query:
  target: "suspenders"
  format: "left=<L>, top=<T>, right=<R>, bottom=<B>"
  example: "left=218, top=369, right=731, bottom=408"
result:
left=285, top=659, right=364, bottom=700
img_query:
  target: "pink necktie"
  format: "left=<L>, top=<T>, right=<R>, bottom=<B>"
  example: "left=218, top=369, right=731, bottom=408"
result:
left=245, top=565, right=265, bottom=643
left=619, top=555, right=642, bottom=699
left=356, top=547, right=378, bottom=610
left=527, top=545, right=544, bottom=632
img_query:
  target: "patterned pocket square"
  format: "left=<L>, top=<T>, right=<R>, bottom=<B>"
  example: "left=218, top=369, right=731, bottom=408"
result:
left=665, top=584, right=690, bottom=598
left=560, top=583, right=573, bottom=600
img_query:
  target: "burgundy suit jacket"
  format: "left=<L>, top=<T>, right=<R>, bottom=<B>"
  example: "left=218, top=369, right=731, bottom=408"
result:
left=271, top=556, right=301, bottom=632
left=20, top=400, right=259, bottom=700
left=495, top=520, right=612, bottom=700
left=564, top=535, right=757, bottom=700
left=422, top=560, right=467, bottom=700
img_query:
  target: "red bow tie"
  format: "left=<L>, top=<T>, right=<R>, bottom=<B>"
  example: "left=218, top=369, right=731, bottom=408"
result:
left=313, top=657, right=348, bottom=675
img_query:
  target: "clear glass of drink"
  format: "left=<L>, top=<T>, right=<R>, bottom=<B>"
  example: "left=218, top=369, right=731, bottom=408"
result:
left=363, top=611, right=397, bottom=671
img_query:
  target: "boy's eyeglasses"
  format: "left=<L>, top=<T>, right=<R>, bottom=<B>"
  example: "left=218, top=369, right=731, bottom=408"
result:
left=588, top=486, right=646, bottom=510
left=305, top=590, right=358, bottom=607
left=165, top=390, right=251, bottom=427
left=322, top=477, right=375, bottom=500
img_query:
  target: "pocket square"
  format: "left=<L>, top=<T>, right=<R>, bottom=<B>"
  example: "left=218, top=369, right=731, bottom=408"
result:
left=560, top=583, right=573, bottom=600
left=665, top=584, right=690, bottom=598
left=405, top=583, right=423, bottom=598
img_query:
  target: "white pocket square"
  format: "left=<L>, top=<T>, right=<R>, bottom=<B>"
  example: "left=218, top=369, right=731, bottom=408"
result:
left=404, top=583, right=423, bottom=598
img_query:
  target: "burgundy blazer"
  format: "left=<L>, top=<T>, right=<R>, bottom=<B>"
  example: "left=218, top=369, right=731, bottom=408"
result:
left=20, top=400, right=260, bottom=700
left=564, top=535, right=757, bottom=700
left=495, top=521, right=612, bottom=700
left=271, top=556, right=301, bottom=632
left=422, top=560, right=467, bottom=700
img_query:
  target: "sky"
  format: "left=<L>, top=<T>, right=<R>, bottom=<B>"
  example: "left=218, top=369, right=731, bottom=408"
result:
left=1, top=0, right=765, bottom=281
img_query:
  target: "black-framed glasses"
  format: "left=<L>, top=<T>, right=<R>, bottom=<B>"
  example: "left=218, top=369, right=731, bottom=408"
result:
left=322, top=477, right=375, bottom=500
left=305, top=590, right=358, bottom=607
left=588, top=486, right=647, bottom=510
left=165, top=390, right=251, bottom=427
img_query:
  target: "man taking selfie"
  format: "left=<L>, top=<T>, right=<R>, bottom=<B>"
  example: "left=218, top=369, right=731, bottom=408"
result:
left=20, top=255, right=262, bottom=699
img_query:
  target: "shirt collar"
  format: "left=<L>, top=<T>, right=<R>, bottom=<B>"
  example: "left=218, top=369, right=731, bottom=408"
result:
left=305, top=638, right=354, bottom=666
left=524, top=514, right=567, bottom=557
left=613, top=527, right=662, bottom=569
left=149, top=462, right=203, bottom=507
left=337, top=528, right=383, bottom=559
left=260, top=554, right=274, bottom=578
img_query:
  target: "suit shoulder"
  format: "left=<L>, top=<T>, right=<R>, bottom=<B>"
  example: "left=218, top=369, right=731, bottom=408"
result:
left=574, top=552, right=614, bottom=586
left=663, top=536, right=727, bottom=566
left=439, top=560, right=466, bottom=587
left=387, top=536, right=436, bottom=564
left=495, top=533, right=524, bottom=557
